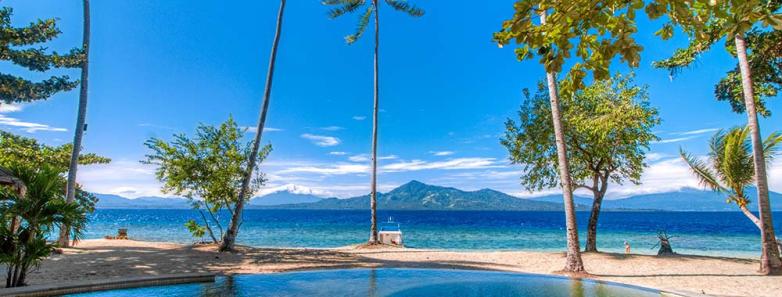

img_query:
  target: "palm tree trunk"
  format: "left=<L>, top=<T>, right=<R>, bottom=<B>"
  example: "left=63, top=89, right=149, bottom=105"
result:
left=734, top=33, right=782, bottom=274
left=219, top=0, right=285, bottom=252
left=539, top=10, right=585, bottom=273
left=59, top=0, right=91, bottom=248
left=368, top=0, right=380, bottom=244
left=739, top=204, right=762, bottom=230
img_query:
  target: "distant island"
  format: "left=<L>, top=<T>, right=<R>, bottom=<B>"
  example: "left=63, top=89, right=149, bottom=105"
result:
left=94, top=180, right=782, bottom=212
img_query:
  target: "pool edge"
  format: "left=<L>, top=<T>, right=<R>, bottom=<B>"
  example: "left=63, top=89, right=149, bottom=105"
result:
left=0, top=273, right=215, bottom=297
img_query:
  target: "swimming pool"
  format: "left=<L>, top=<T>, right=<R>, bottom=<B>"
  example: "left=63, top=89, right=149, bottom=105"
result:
left=67, top=268, right=662, bottom=297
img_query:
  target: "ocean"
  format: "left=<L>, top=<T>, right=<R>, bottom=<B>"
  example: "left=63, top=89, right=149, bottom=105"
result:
left=82, top=209, right=781, bottom=258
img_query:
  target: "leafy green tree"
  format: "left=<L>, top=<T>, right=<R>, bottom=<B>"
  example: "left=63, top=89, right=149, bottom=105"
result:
left=221, top=0, right=286, bottom=252
left=323, top=0, right=424, bottom=244
left=0, top=131, right=109, bottom=172
left=502, top=74, right=659, bottom=253
left=0, top=6, right=83, bottom=103
left=494, top=0, right=645, bottom=272
left=646, top=0, right=782, bottom=274
left=0, top=165, right=87, bottom=287
left=143, top=117, right=271, bottom=246
left=681, top=127, right=782, bottom=231
left=61, top=0, right=93, bottom=247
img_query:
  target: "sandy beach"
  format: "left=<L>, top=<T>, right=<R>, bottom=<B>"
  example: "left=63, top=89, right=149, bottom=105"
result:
left=8, top=239, right=775, bottom=297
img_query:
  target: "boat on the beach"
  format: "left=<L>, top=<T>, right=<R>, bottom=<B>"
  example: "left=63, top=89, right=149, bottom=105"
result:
left=379, top=217, right=403, bottom=246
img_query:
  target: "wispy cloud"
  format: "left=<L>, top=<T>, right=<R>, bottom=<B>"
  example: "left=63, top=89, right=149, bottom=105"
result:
left=329, top=151, right=347, bottom=156
left=653, top=136, right=698, bottom=144
left=244, top=126, right=283, bottom=133
left=348, top=154, right=398, bottom=162
left=319, top=126, right=344, bottom=131
left=301, top=133, right=341, bottom=147
left=278, top=163, right=368, bottom=175
left=352, top=116, right=366, bottom=121
left=0, top=104, right=22, bottom=113
left=673, top=128, right=719, bottom=136
left=430, top=151, right=455, bottom=156
left=0, top=114, right=67, bottom=133
left=383, top=157, right=502, bottom=172
left=78, top=160, right=169, bottom=198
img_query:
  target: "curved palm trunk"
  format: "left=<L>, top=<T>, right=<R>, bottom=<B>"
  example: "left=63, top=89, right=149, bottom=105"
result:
left=59, top=0, right=90, bottom=248
left=739, top=204, right=762, bottom=230
left=368, top=0, right=380, bottom=244
left=539, top=11, right=584, bottom=273
left=219, top=0, right=286, bottom=252
left=734, top=33, right=782, bottom=274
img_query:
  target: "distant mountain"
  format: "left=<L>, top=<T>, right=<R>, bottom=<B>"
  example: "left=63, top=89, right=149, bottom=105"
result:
left=525, top=187, right=782, bottom=211
left=268, top=180, right=573, bottom=211
left=95, top=193, right=190, bottom=209
left=249, top=185, right=326, bottom=206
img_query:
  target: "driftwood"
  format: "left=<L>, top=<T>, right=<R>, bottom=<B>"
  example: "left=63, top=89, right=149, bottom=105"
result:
left=653, top=230, right=676, bottom=256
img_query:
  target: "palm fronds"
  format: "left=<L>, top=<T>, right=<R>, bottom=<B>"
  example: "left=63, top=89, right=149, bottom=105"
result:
left=679, top=148, right=726, bottom=192
left=385, top=0, right=424, bottom=17
left=324, top=0, right=364, bottom=19
left=346, top=6, right=373, bottom=44
left=762, top=130, right=782, bottom=165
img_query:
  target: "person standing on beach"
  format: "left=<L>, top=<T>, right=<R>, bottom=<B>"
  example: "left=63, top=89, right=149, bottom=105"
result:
left=625, top=241, right=631, bottom=255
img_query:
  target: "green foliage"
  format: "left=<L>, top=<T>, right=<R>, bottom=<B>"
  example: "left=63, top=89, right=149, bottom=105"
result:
left=680, top=127, right=782, bottom=207
left=0, top=7, right=84, bottom=104
left=494, top=0, right=646, bottom=95
left=0, top=131, right=110, bottom=171
left=184, top=219, right=206, bottom=239
left=649, top=1, right=782, bottom=116
left=142, top=116, right=272, bottom=242
left=501, top=74, right=660, bottom=193
left=0, top=165, right=87, bottom=287
left=323, top=0, right=424, bottom=44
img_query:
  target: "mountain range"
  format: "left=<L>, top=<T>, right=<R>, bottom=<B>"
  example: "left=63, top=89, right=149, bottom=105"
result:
left=94, top=180, right=782, bottom=212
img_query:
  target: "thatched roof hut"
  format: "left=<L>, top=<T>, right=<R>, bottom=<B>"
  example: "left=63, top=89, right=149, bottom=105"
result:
left=0, top=166, right=25, bottom=194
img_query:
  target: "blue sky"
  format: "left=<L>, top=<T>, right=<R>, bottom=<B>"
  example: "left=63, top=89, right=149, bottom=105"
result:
left=1, top=0, right=780, bottom=199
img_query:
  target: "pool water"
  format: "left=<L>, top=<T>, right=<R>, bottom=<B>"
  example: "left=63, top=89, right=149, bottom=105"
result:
left=67, top=269, right=661, bottom=297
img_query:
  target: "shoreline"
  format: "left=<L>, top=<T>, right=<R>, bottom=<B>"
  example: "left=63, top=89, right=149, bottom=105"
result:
left=11, top=239, right=780, bottom=297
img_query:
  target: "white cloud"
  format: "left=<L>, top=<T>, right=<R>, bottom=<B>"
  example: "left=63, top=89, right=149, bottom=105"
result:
left=329, top=151, right=347, bottom=156
left=767, top=158, right=782, bottom=193
left=319, top=126, right=344, bottom=131
left=301, top=133, right=341, bottom=147
left=352, top=116, right=366, bottom=121
left=383, top=157, right=502, bottom=172
left=278, top=163, right=369, bottom=175
left=244, top=126, right=283, bottom=133
left=653, top=136, right=697, bottom=144
left=604, top=157, right=702, bottom=198
left=430, top=151, right=455, bottom=156
left=78, top=160, right=169, bottom=198
left=0, top=104, right=22, bottom=113
left=255, top=183, right=330, bottom=197
left=0, top=114, right=67, bottom=133
left=674, top=128, right=719, bottom=136
left=348, top=154, right=398, bottom=162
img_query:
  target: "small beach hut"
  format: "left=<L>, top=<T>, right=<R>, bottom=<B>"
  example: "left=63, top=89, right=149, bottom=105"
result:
left=378, top=218, right=403, bottom=246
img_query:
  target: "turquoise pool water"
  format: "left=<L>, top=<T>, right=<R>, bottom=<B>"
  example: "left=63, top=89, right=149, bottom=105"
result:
left=67, top=269, right=661, bottom=297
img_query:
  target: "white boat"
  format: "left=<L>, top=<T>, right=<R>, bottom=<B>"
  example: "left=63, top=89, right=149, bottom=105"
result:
left=378, top=217, right=403, bottom=246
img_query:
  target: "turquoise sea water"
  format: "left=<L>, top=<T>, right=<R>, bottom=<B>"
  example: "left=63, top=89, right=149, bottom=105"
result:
left=68, top=269, right=660, bottom=297
left=82, top=209, right=780, bottom=258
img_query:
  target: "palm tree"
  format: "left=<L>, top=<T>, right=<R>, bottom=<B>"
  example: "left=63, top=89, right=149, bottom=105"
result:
left=539, top=10, right=584, bottom=273
left=59, top=0, right=91, bottom=248
left=219, top=0, right=286, bottom=252
left=323, top=0, right=423, bottom=244
left=681, top=127, right=782, bottom=231
left=1, top=166, right=87, bottom=287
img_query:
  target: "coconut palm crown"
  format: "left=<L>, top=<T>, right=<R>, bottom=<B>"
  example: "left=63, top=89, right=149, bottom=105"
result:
left=324, top=0, right=423, bottom=44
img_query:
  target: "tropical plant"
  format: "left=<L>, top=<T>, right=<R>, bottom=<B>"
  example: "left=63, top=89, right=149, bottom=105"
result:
left=0, top=6, right=83, bottom=104
left=143, top=117, right=271, bottom=246
left=60, top=0, right=93, bottom=248
left=220, top=0, right=286, bottom=252
left=0, top=165, right=87, bottom=288
left=323, top=0, right=424, bottom=245
left=680, top=127, right=782, bottom=231
left=502, top=74, right=660, bottom=253
left=646, top=0, right=782, bottom=274
left=494, top=0, right=645, bottom=273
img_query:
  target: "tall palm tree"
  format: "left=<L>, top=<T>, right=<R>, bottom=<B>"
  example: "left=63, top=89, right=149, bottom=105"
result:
left=59, top=0, right=91, bottom=248
left=734, top=33, right=782, bottom=273
left=219, top=0, right=287, bottom=252
left=539, top=10, right=584, bottom=273
left=323, top=0, right=423, bottom=244
left=681, top=127, right=782, bottom=231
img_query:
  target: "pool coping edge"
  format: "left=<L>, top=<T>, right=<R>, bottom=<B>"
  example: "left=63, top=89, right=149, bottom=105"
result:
left=0, top=273, right=215, bottom=297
